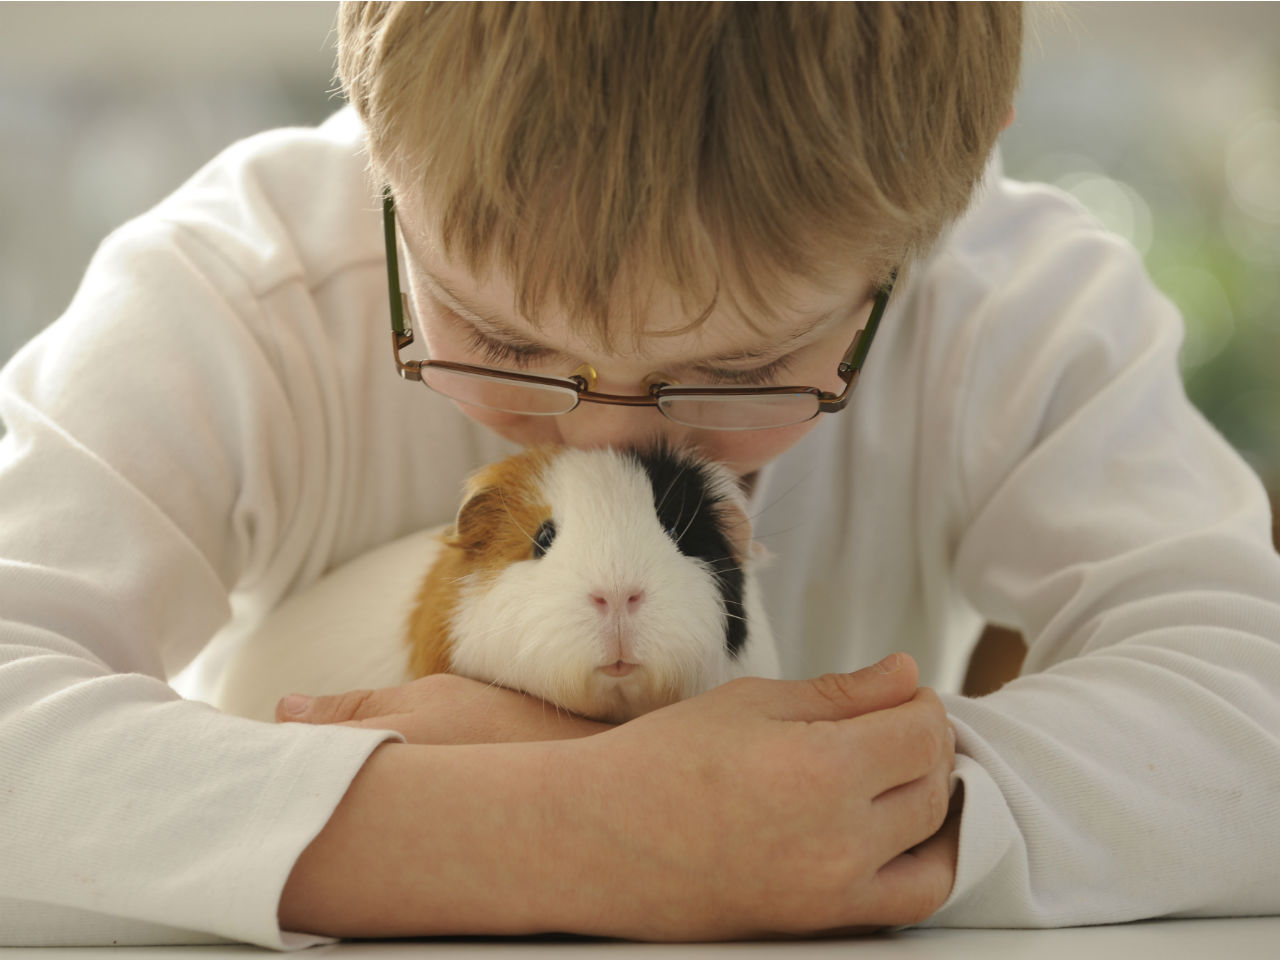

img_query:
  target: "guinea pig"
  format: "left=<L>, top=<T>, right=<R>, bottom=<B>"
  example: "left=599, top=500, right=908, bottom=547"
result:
left=212, top=443, right=778, bottom=724
left=405, top=442, right=779, bottom=722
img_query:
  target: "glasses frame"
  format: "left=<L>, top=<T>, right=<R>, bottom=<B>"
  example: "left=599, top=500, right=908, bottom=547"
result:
left=382, top=187, right=894, bottom=425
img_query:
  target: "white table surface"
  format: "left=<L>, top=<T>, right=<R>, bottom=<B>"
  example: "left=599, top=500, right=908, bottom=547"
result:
left=5, top=917, right=1277, bottom=959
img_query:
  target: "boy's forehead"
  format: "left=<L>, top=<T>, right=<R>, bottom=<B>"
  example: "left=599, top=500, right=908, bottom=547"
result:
left=396, top=195, right=872, bottom=357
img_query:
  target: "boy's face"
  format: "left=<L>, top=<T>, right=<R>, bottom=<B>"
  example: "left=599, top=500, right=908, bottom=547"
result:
left=395, top=208, right=877, bottom=478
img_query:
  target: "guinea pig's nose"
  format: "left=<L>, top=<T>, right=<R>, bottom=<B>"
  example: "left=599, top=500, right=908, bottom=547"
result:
left=589, top=588, right=646, bottom=615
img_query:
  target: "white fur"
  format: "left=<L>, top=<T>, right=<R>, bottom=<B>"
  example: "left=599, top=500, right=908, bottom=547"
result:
left=211, top=530, right=432, bottom=721
left=214, top=448, right=779, bottom=724
left=449, top=448, right=778, bottom=722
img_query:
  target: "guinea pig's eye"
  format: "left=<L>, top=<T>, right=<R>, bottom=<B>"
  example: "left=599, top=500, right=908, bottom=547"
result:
left=532, top=519, right=557, bottom=558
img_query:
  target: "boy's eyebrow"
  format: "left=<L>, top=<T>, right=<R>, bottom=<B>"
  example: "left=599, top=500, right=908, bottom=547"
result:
left=421, top=269, right=855, bottom=365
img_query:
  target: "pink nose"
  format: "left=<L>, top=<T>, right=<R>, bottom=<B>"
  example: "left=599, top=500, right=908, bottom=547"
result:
left=590, top=588, right=646, bottom=614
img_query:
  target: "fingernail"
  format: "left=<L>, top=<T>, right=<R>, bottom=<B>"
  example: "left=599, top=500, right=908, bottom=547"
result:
left=281, top=694, right=311, bottom=716
left=875, top=653, right=902, bottom=674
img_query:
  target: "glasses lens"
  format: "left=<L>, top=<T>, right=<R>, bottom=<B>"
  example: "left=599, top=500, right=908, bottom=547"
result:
left=421, top=366, right=578, bottom=416
left=658, top=391, right=820, bottom=431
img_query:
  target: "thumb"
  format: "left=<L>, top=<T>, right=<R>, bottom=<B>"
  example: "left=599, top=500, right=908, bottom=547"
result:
left=275, top=688, right=385, bottom=725
left=773, top=653, right=919, bottom=723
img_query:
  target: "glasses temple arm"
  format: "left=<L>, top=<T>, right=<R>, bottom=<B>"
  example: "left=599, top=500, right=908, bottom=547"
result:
left=383, top=188, right=411, bottom=339
left=839, top=270, right=896, bottom=378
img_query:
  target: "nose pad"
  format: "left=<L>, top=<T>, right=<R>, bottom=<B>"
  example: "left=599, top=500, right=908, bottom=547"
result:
left=644, top=370, right=677, bottom=390
left=570, top=362, right=598, bottom=390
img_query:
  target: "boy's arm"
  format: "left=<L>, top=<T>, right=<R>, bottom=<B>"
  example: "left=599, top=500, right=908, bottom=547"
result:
left=0, top=211, right=415, bottom=949
left=279, top=658, right=960, bottom=940
left=922, top=189, right=1280, bottom=925
left=0, top=123, right=482, bottom=946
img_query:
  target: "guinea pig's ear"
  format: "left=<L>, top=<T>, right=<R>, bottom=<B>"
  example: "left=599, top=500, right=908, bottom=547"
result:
left=445, top=446, right=557, bottom=557
left=446, top=485, right=505, bottom=554
left=448, top=476, right=553, bottom=560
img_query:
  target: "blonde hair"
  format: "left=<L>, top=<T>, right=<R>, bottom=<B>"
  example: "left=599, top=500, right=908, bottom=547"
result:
left=338, top=2, right=1021, bottom=336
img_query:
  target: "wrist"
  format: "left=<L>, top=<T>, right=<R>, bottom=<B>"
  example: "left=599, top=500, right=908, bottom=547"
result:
left=278, top=738, right=588, bottom=937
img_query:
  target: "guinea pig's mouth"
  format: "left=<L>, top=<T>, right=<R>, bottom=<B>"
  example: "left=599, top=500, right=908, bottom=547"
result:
left=566, top=660, right=686, bottom=723
left=598, top=659, right=638, bottom=678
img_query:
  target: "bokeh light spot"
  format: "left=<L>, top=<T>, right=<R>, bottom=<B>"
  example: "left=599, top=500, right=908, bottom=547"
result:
left=1226, top=110, right=1280, bottom=225
left=1161, top=267, right=1236, bottom=370
left=1056, top=173, right=1155, bottom=255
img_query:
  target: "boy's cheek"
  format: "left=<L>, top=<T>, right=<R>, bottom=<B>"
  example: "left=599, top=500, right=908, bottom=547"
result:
left=699, top=420, right=819, bottom=478
left=452, top=404, right=564, bottom=447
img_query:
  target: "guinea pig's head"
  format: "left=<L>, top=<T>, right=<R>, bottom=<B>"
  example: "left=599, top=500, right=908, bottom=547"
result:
left=443, top=443, right=758, bottom=723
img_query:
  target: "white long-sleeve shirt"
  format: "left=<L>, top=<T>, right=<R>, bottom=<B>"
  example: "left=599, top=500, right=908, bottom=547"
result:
left=2, top=108, right=1278, bottom=948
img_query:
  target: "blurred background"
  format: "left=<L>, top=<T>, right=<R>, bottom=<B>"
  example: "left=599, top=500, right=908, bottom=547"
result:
left=2, top=2, right=1278, bottom=505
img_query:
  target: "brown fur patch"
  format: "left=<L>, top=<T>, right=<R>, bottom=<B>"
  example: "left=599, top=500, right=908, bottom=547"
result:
left=404, top=447, right=557, bottom=678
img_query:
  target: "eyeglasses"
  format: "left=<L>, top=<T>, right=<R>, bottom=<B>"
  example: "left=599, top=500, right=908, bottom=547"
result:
left=383, top=188, right=894, bottom=431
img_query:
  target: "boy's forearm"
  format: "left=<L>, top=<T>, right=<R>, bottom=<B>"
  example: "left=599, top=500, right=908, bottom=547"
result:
left=278, top=670, right=959, bottom=941
left=278, top=740, right=583, bottom=938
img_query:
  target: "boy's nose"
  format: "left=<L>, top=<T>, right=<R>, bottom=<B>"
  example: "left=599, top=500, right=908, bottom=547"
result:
left=554, top=396, right=688, bottom=452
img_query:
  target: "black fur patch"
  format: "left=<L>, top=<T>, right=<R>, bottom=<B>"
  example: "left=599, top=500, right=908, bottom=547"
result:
left=627, top=444, right=746, bottom=659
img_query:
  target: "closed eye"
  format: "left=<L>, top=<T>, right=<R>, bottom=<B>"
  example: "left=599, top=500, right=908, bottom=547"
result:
left=427, top=296, right=563, bottom=369
left=463, top=325, right=554, bottom=369
left=463, top=325, right=799, bottom=386
left=438, top=295, right=800, bottom=385
left=692, top=354, right=797, bottom=387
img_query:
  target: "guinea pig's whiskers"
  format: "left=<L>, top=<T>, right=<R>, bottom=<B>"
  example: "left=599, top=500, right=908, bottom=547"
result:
left=749, top=522, right=809, bottom=543
left=669, top=481, right=689, bottom=539
left=748, top=468, right=816, bottom=525
left=703, top=556, right=744, bottom=573
left=497, top=487, right=540, bottom=550
left=707, top=568, right=745, bottom=585
left=655, top=462, right=693, bottom=516
left=674, top=488, right=707, bottom=545
left=703, top=554, right=740, bottom=568
left=477, top=673, right=508, bottom=696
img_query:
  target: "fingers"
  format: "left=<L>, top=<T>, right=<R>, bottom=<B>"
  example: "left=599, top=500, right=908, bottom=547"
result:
left=276, top=687, right=388, bottom=725
left=871, top=785, right=964, bottom=926
left=748, top=653, right=920, bottom=724
left=850, top=687, right=955, bottom=894
left=274, top=674, right=469, bottom=727
left=274, top=674, right=616, bottom=744
left=855, top=686, right=955, bottom=799
left=869, top=719, right=955, bottom=847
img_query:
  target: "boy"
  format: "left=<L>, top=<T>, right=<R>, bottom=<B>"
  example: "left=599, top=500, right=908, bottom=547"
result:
left=2, top=2, right=1278, bottom=948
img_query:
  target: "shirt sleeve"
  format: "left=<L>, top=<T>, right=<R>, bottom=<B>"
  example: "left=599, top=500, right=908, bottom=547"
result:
left=0, top=214, right=403, bottom=949
left=921, top=189, right=1280, bottom=925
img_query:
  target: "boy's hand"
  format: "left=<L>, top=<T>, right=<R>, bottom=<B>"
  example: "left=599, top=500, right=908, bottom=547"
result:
left=275, top=672, right=613, bottom=743
left=555, top=653, right=960, bottom=938
left=278, top=653, right=960, bottom=939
